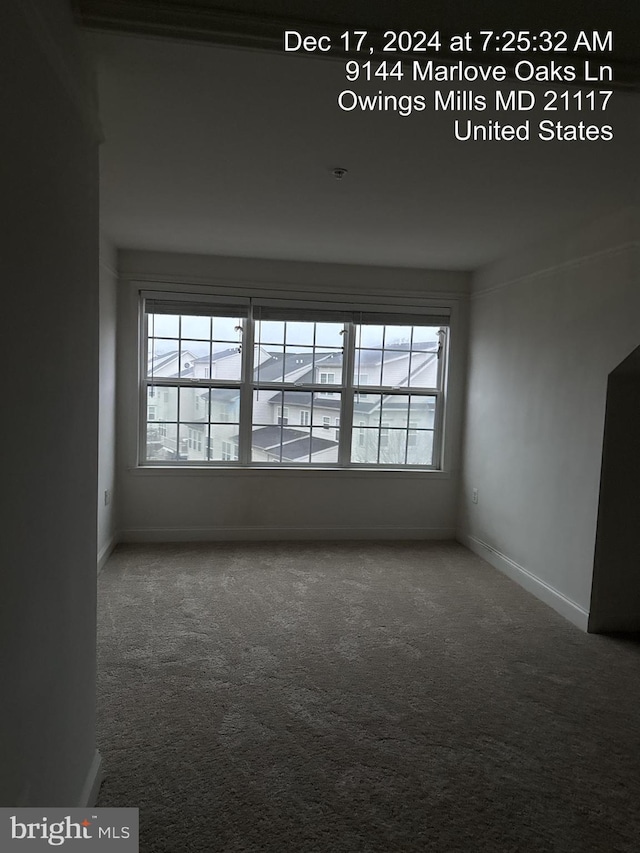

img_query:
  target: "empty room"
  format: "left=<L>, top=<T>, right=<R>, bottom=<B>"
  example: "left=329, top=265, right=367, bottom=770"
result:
left=2, top=1, right=640, bottom=851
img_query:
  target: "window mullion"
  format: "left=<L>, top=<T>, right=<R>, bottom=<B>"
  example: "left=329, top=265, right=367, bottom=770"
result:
left=339, top=323, right=355, bottom=466
left=207, top=317, right=213, bottom=461
left=238, top=313, right=255, bottom=465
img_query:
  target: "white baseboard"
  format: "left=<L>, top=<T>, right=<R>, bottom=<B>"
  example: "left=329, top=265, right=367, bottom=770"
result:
left=97, top=534, right=118, bottom=573
left=458, top=532, right=589, bottom=632
left=78, top=750, right=103, bottom=807
left=121, top=526, right=456, bottom=542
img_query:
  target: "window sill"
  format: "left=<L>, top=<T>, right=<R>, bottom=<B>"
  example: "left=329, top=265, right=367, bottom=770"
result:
left=128, top=465, right=451, bottom=480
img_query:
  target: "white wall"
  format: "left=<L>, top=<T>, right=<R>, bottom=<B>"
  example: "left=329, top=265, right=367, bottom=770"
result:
left=98, top=235, right=118, bottom=568
left=1, top=1, right=101, bottom=805
left=117, top=250, right=469, bottom=541
left=458, top=209, right=640, bottom=630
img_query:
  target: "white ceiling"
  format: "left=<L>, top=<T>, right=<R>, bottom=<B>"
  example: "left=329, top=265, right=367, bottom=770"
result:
left=91, top=26, right=638, bottom=270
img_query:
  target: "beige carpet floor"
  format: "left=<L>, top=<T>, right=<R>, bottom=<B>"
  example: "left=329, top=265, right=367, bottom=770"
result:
left=96, top=541, right=640, bottom=852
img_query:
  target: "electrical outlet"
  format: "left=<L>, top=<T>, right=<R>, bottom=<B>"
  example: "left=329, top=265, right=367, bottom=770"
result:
left=104, top=489, right=111, bottom=506
left=472, top=488, right=478, bottom=504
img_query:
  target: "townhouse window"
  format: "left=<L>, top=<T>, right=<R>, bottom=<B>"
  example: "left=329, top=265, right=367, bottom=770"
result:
left=221, top=441, right=238, bottom=461
left=141, top=294, right=449, bottom=468
left=277, top=406, right=289, bottom=425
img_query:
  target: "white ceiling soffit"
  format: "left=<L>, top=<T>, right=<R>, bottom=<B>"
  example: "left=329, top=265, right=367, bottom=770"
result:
left=86, top=5, right=640, bottom=270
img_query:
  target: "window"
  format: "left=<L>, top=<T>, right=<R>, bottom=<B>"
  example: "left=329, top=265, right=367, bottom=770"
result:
left=277, top=406, right=289, bottom=425
left=221, top=441, right=238, bottom=461
left=141, top=295, right=449, bottom=468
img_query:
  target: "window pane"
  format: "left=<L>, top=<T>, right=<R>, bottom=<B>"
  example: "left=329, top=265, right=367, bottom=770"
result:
left=406, top=430, right=434, bottom=466
left=357, top=324, right=384, bottom=348
left=406, top=351, right=438, bottom=388
left=151, top=313, right=179, bottom=338
left=210, top=389, right=240, bottom=423
left=255, top=347, right=284, bottom=383
left=312, top=396, right=341, bottom=426
left=353, top=393, right=382, bottom=424
left=409, top=396, right=436, bottom=429
left=177, top=350, right=196, bottom=377
left=146, top=423, right=177, bottom=461
left=314, top=349, right=342, bottom=385
left=351, top=427, right=380, bottom=464
left=147, top=386, right=178, bottom=421
left=179, top=341, right=210, bottom=378
left=212, top=317, right=242, bottom=343
left=314, top=323, right=345, bottom=347
left=412, top=326, right=440, bottom=350
left=255, top=320, right=285, bottom=345
left=354, top=351, right=382, bottom=386
left=211, top=345, right=242, bottom=380
left=178, top=423, right=207, bottom=461
left=379, top=429, right=407, bottom=465
left=380, top=395, right=410, bottom=429
left=383, top=325, right=413, bottom=350
left=282, top=346, right=315, bottom=380
left=181, top=314, right=210, bottom=339
left=179, top=387, right=209, bottom=422
left=179, top=340, right=210, bottom=360
left=149, top=341, right=178, bottom=378
left=284, top=322, right=315, bottom=346
left=311, top=428, right=339, bottom=463
left=208, top=424, right=240, bottom=461
left=381, top=350, right=409, bottom=386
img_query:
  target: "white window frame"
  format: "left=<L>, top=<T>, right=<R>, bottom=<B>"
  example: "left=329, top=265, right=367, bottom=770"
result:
left=139, top=293, right=449, bottom=470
